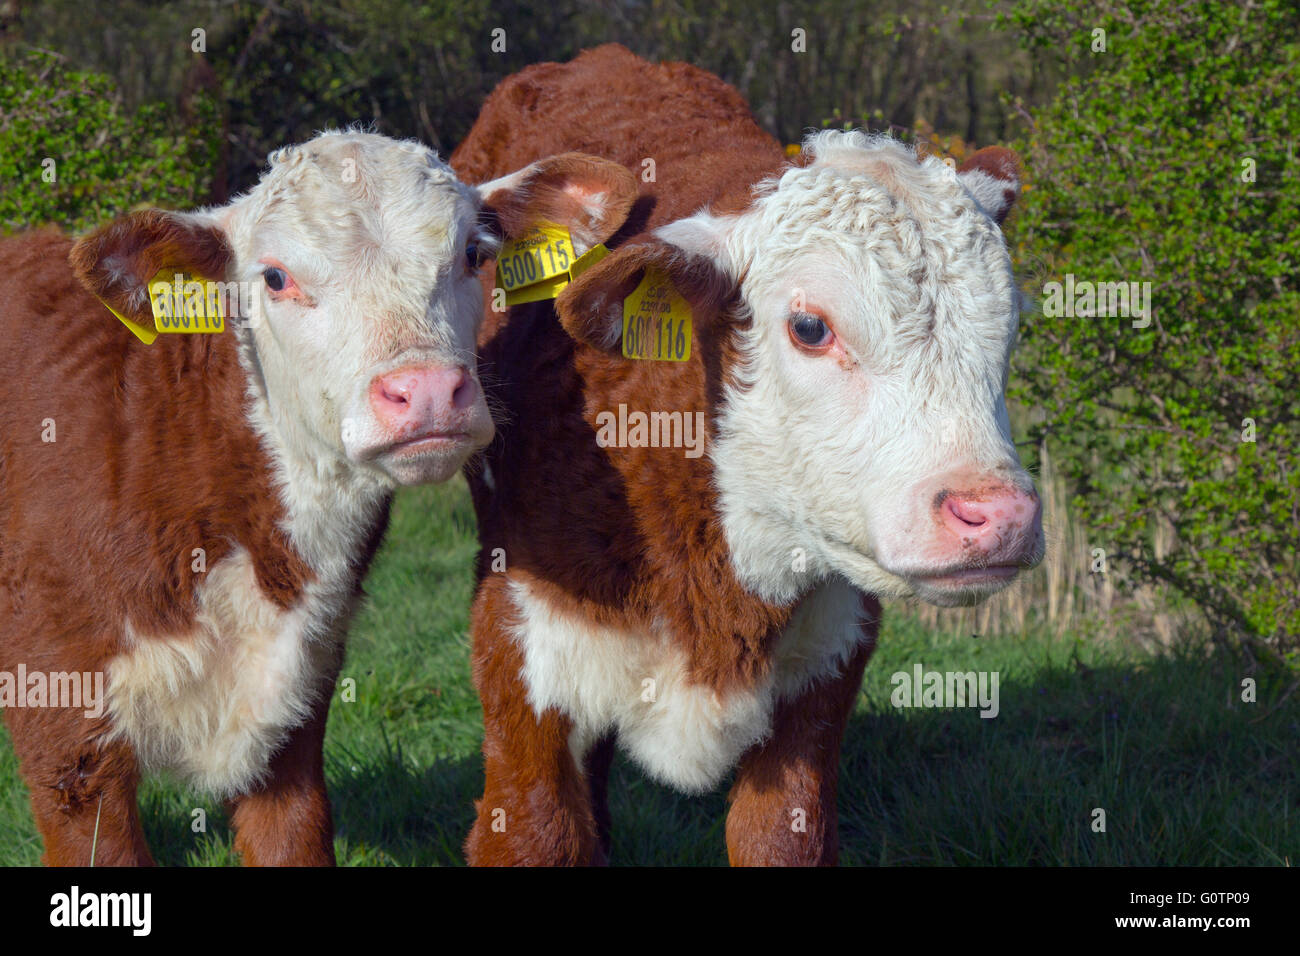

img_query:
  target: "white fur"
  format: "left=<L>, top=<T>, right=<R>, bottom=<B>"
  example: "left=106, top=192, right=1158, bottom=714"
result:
left=106, top=292, right=402, bottom=795
left=957, top=167, right=1018, bottom=222
left=509, top=576, right=869, bottom=794
left=105, top=296, right=397, bottom=795
left=656, top=132, right=1039, bottom=606
left=106, top=549, right=354, bottom=796
left=500, top=134, right=1037, bottom=797
left=198, top=131, right=500, bottom=488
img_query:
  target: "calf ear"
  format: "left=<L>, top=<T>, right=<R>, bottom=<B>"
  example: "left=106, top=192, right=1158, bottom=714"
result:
left=957, top=147, right=1022, bottom=226
left=555, top=239, right=733, bottom=354
left=70, top=209, right=232, bottom=323
left=477, top=152, right=638, bottom=256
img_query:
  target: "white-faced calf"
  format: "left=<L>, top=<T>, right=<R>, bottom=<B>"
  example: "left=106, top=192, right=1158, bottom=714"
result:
left=451, top=44, right=1043, bottom=866
left=0, top=130, right=624, bottom=865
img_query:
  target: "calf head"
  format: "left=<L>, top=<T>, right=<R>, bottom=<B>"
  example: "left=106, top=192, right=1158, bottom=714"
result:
left=559, top=131, right=1044, bottom=607
left=71, top=132, right=629, bottom=489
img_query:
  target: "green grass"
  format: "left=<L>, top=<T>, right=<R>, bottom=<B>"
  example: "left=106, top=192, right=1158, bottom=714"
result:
left=1, top=479, right=1295, bottom=865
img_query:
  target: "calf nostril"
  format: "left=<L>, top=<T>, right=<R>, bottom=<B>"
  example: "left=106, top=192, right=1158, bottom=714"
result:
left=947, top=498, right=987, bottom=528
left=381, top=383, right=409, bottom=406
left=451, top=372, right=476, bottom=408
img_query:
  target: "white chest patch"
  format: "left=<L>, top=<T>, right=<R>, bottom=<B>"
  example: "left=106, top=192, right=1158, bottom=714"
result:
left=507, top=576, right=869, bottom=794
left=105, top=548, right=348, bottom=797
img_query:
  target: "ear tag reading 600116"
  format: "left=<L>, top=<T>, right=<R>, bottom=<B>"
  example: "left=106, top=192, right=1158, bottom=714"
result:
left=621, top=268, right=691, bottom=362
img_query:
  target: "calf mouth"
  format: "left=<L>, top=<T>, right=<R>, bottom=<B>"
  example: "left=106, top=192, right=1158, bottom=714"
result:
left=810, top=532, right=1042, bottom=606
left=385, top=431, right=473, bottom=457
left=906, top=562, right=1030, bottom=607
left=361, top=429, right=490, bottom=486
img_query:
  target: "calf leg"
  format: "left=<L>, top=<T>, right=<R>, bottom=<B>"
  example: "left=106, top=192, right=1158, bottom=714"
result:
left=229, top=690, right=336, bottom=866
left=6, top=708, right=153, bottom=866
left=725, top=639, right=874, bottom=867
left=466, top=709, right=600, bottom=866
left=465, top=587, right=600, bottom=866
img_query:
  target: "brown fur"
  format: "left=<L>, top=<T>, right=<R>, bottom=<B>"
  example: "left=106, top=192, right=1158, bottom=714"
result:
left=480, top=151, right=639, bottom=254
left=956, top=146, right=1021, bottom=223
left=463, top=575, right=601, bottom=866
left=452, top=44, right=878, bottom=866
left=726, top=597, right=879, bottom=866
left=0, top=224, right=385, bottom=866
left=228, top=682, right=338, bottom=867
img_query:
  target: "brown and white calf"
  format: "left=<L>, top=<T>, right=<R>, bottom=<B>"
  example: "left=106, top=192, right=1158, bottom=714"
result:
left=0, top=130, right=623, bottom=866
left=451, top=44, right=1044, bottom=865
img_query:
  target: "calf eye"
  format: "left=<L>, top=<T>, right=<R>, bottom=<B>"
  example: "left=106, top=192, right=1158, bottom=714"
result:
left=789, top=312, right=832, bottom=348
left=465, top=242, right=480, bottom=271
left=263, top=267, right=288, bottom=292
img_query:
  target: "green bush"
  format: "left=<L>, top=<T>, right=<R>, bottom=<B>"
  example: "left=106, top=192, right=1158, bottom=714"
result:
left=0, top=49, right=220, bottom=233
left=1007, top=0, right=1300, bottom=661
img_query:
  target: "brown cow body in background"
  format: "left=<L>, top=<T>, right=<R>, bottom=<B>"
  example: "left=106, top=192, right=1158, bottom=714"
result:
left=452, top=45, right=1041, bottom=865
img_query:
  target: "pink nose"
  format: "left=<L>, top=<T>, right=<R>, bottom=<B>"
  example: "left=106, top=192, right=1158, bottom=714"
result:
left=368, top=364, right=478, bottom=436
left=938, top=485, right=1042, bottom=551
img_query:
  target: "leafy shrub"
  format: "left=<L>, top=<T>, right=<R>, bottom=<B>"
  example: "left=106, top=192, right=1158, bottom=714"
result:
left=1007, top=0, right=1300, bottom=662
left=0, top=49, right=219, bottom=233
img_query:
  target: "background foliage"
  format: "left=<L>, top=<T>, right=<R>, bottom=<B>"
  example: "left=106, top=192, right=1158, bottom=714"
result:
left=1008, top=0, right=1300, bottom=661
left=3, top=0, right=1050, bottom=192
left=0, top=49, right=219, bottom=232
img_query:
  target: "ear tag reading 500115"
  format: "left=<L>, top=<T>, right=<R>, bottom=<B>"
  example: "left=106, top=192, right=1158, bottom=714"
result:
left=496, top=222, right=611, bottom=306
left=497, top=223, right=575, bottom=301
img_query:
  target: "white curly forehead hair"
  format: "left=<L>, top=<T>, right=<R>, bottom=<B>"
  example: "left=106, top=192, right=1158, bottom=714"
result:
left=759, top=130, right=1019, bottom=370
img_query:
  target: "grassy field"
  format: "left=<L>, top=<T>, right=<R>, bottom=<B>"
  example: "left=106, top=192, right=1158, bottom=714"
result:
left=0, top=479, right=1295, bottom=866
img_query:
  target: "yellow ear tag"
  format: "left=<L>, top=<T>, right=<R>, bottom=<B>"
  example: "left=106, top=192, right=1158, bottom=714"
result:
left=621, top=268, right=691, bottom=362
left=497, top=222, right=575, bottom=294
left=148, top=271, right=226, bottom=334
left=99, top=299, right=159, bottom=345
left=497, top=222, right=613, bottom=307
